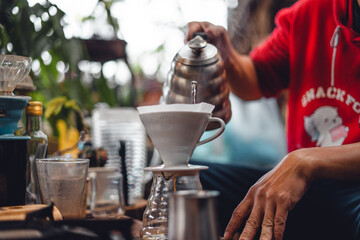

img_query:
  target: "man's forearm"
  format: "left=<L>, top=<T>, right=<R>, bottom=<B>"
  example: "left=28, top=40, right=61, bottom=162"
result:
left=223, top=51, right=263, bottom=101
left=293, top=143, right=360, bottom=182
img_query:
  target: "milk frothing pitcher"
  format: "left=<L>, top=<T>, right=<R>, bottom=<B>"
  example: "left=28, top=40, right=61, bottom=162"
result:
left=168, top=190, right=220, bottom=240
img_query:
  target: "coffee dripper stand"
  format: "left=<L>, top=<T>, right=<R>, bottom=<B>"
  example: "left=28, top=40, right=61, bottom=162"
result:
left=138, top=82, right=225, bottom=240
left=0, top=55, right=32, bottom=207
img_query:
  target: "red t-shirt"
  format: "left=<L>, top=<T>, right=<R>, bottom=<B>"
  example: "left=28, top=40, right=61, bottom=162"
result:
left=250, top=0, right=360, bottom=152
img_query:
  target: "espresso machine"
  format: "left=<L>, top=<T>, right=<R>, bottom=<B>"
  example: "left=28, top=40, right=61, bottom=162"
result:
left=0, top=55, right=32, bottom=206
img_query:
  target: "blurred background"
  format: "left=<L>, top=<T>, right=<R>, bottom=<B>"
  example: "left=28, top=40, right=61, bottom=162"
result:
left=0, top=0, right=293, bottom=167
left=0, top=0, right=228, bottom=154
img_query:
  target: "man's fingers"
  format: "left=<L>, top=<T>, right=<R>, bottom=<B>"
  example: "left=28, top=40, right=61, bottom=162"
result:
left=238, top=204, right=263, bottom=240
left=186, top=22, right=207, bottom=42
left=224, top=200, right=252, bottom=240
left=185, top=21, right=213, bottom=42
left=259, top=201, right=275, bottom=240
left=185, top=22, right=200, bottom=42
left=273, top=207, right=288, bottom=240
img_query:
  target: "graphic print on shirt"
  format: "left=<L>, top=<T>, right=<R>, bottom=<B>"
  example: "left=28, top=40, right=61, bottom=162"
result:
left=304, top=106, right=348, bottom=147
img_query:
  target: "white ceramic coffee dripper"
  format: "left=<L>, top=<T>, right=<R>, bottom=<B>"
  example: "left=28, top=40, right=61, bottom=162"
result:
left=137, top=102, right=225, bottom=168
left=138, top=102, right=225, bottom=240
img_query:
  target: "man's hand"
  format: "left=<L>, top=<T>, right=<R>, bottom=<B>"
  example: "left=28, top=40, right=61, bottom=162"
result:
left=185, top=21, right=262, bottom=100
left=186, top=21, right=235, bottom=64
left=224, top=149, right=314, bottom=240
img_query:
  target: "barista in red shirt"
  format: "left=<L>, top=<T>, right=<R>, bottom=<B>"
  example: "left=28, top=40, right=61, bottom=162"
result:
left=187, top=0, right=360, bottom=239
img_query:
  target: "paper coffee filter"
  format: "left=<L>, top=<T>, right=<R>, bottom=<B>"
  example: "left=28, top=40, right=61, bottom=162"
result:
left=137, top=102, right=218, bottom=167
left=137, top=102, right=215, bottom=115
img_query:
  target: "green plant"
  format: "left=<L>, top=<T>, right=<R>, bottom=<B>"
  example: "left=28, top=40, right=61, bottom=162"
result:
left=45, top=96, right=86, bottom=137
left=0, top=0, right=89, bottom=132
left=0, top=0, right=126, bottom=138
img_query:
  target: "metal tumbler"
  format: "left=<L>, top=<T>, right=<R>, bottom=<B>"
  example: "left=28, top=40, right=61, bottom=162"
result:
left=168, top=190, right=220, bottom=240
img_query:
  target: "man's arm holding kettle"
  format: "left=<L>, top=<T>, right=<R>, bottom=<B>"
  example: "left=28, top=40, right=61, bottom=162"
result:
left=186, top=21, right=262, bottom=101
left=186, top=21, right=360, bottom=240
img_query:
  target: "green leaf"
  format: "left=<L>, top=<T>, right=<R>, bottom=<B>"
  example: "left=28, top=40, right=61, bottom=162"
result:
left=94, top=75, right=117, bottom=107
left=45, top=96, right=67, bottom=118
left=0, top=24, right=8, bottom=51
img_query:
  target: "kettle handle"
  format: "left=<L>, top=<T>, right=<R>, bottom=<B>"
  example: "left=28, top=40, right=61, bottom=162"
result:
left=192, top=32, right=208, bottom=41
left=196, top=117, right=225, bottom=146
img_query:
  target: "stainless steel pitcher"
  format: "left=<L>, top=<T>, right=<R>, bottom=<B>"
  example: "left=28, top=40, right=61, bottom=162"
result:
left=161, top=33, right=232, bottom=130
left=168, top=190, right=220, bottom=240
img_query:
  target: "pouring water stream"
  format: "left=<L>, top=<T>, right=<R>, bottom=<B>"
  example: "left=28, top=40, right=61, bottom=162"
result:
left=191, top=81, right=197, bottom=104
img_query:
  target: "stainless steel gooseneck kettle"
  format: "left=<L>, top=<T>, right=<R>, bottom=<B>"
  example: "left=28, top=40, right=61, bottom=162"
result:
left=161, top=32, right=232, bottom=130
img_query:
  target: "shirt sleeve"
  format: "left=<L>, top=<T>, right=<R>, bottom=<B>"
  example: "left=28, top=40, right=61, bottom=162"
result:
left=250, top=4, right=296, bottom=98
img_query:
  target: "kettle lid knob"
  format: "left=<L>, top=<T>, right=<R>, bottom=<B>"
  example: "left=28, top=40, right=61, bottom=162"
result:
left=189, top=34, right=207, bottom=52
left=175, top=32, right=219, bottom=66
